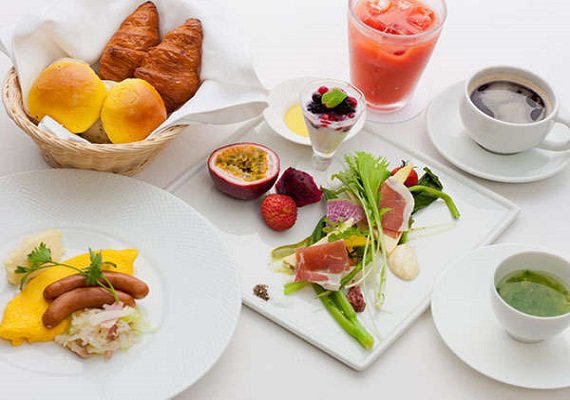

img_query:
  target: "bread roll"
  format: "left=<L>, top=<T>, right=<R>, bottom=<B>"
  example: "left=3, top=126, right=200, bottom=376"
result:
left=27, top=58, right=106, bottom=133
left=100, top=78, right=167, bottom=143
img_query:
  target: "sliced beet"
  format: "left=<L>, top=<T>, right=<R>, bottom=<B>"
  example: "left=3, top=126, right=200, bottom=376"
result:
left=275, top=167, right=322, bottom=207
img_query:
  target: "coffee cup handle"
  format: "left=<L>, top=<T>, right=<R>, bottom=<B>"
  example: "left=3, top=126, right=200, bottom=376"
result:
left=537, top=108, right=570, bottom=151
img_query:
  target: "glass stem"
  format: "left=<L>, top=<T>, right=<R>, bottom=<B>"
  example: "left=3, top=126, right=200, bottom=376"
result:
left=312, top=154, right=333, bottom=171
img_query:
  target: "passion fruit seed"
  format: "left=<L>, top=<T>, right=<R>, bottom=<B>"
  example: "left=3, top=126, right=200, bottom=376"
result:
left=215, top=146, right=268, bottom=182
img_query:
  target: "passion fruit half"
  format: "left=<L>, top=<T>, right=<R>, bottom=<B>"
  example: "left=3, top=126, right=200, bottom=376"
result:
left=207, top=142, right=280, bottom=200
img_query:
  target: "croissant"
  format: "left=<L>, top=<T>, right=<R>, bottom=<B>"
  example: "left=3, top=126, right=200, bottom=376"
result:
left=134, top=18, right=203, bottom=113
left=99, top=1, right=160, bottom=82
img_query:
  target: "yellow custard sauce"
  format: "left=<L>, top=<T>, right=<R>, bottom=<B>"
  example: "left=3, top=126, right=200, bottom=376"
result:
left=284, top=104, right=309, bottom=138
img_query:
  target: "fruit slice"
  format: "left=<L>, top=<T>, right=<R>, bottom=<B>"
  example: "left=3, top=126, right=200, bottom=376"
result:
left=208, top=142, right=280, bottom=200
left=275, top=167, right=322, bottom=207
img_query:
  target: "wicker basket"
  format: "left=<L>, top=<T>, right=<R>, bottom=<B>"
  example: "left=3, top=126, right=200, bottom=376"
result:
left=1, top=68, right=186, bottom=176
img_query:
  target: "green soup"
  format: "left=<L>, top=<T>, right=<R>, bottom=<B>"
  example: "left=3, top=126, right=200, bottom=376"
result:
left=496, top=270, right=570, bottom=317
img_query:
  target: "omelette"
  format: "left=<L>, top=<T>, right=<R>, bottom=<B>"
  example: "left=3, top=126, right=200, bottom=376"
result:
left=0, top=248, right=138, bottom=346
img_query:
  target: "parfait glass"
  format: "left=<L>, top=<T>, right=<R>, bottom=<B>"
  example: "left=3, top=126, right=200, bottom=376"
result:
left=299, top=79, right=366, bottom=177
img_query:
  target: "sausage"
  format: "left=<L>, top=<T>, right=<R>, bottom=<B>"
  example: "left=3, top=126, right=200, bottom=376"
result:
left=42, top=287, right=136, bottom=329
left=43, top=271, right=149, bottom=301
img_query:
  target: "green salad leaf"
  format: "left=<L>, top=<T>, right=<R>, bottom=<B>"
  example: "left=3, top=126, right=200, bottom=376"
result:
left=411, top=167, right=443, bottom=213
left=409, top=167, right=460, bottom=219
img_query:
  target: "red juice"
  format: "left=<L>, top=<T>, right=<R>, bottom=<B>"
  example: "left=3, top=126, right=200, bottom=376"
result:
left=348, top=0, right=446, bottom=111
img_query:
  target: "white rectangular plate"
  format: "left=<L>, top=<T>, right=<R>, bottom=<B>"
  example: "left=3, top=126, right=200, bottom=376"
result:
left=168, top=119, right=519, bottom=370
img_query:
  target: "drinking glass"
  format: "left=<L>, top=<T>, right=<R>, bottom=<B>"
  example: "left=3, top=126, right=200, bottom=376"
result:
left=299, top=79, right=365, bottom=172
left=348, top=0, right=447, bottom=117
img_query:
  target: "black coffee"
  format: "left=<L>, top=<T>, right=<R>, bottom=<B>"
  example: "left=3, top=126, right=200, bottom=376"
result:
left=470, top=80, right=546, bottom=124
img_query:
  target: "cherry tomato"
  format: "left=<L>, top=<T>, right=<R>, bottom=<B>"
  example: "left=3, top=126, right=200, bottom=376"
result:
left=391, top=166, right=419, bottom=187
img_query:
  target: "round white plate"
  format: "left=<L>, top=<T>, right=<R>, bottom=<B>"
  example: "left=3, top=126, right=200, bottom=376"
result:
left=0, top=169, right=241, bottom=399
left=263, top=76, right=365, bottom=146
left=431, top=243, right=570, bottom=389
left=426, top=82, right=570, bottom=183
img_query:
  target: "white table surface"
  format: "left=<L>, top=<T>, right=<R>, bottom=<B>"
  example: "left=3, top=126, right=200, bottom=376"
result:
left=1, top=0, right=569, bottom=399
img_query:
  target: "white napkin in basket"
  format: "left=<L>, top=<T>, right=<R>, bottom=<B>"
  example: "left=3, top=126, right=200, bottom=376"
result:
left=0, top=0, right=268, bottom=138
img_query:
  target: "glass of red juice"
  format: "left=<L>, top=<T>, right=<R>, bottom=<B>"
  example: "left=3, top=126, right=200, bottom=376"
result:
left=348, top=0, right=447, bottom=114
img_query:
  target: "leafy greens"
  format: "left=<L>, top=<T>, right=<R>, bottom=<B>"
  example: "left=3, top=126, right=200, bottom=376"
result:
left=409, top=167, right=460, bottom=219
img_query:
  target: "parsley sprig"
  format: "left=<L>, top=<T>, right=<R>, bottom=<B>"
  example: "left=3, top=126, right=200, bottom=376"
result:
left=16, top=243, right=119, bottom=302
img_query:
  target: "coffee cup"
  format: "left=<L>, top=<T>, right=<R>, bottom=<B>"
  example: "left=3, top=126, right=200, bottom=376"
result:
left=459, top=66, right=570, bottom=154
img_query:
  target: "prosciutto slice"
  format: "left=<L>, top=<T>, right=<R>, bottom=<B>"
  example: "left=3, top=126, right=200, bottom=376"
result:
left=379, top=176, right=414, bottom=232
left=294, top=240, right=351, bottom=291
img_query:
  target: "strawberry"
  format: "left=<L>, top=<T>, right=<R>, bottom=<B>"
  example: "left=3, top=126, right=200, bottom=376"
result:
left=260, top=194, right=298, bottom=231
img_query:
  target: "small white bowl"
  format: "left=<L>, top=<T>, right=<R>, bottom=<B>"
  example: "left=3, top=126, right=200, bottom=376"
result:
left=263, top=77, right=365, bottom=146
left=491, top=250, right=570, bottom=343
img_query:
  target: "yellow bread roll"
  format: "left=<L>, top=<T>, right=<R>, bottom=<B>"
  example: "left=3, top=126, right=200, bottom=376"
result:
left=27, top=58, right=107, bottom=133
left=0, top=248, right=138, bottom=346
left=101, top=78, right=167, bottom=144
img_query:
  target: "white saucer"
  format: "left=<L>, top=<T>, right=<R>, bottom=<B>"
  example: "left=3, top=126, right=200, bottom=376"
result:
left=431, top=243, right=570, bottom=389
left=426, top=82, right=570, bottom=183
left=263, top=77, right=364, bottom=146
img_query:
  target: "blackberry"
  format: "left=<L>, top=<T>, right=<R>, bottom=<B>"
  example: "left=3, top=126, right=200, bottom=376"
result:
left=333, top=98, right=356, bottom=115
left=307, top=101, right=326, bottom=114
left=307, top=88, right=357, bottom=116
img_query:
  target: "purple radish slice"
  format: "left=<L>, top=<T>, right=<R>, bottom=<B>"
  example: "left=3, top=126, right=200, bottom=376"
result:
left=326, top=199, right=365, bottom=225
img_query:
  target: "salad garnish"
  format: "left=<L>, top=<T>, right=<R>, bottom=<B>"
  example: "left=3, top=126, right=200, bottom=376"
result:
left=272, top=151, right=460, bottom=350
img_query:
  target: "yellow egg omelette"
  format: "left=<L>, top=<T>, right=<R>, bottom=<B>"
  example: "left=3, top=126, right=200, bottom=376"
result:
left=0, top=248, right=138, bottom=346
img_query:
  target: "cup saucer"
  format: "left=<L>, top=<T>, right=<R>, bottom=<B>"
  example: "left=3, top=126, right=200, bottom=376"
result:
left=431, top=243, right=570, bottom=389
left=426, top=82, right=570, bottom=183
left=366, top=80, right=429, bottom=124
